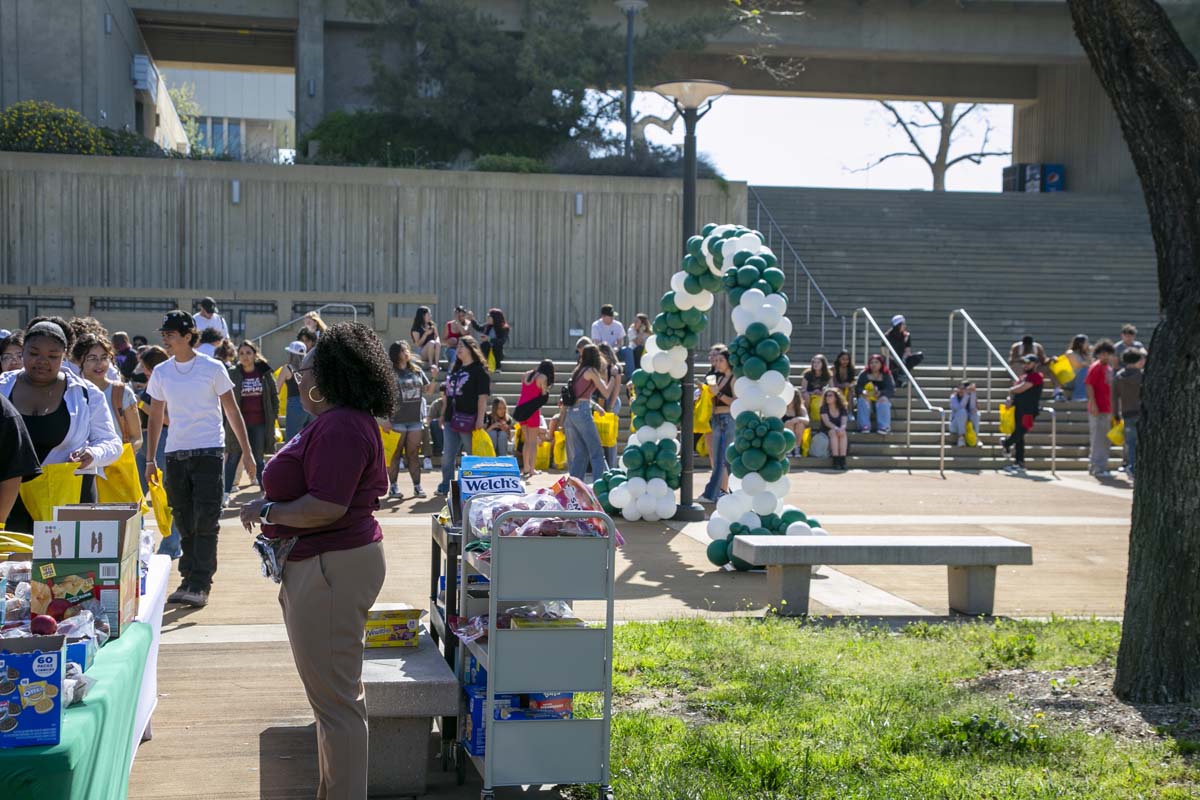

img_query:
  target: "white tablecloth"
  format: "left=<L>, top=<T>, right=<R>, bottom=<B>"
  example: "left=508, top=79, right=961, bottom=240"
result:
left=130, top=554, right=169, bottom=767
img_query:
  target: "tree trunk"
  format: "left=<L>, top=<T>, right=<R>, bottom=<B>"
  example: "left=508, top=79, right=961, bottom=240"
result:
left=930, top=102, right=954, bottom=191
left=1068, top=0, right=1200, bottom=703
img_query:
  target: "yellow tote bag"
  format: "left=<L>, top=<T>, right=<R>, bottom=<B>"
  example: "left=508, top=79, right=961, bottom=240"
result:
left=964, top=421, right=978, bottom=448
left=471, top=429, right=496, bottom=457
left=19, top=463, right=84, bottom=523
left=1107, top=419, right=1125, bottom=446
left=486, top=348, right=498, bottom=372
left=552, top=430, right=567, bottom=469
left=96, top=443, right=149, bottom=514
left=379, top=425, right=402, bottom=465
left=808, top=394, right=823, bottom=424
left=275, top=367, right=288, bottom=406
left=998, top=404, right=1016, bottom=435
left=693, top=385, right=713, bottom=435
left=147, top=468, right=173, bottom=542
left=800, top=427, right=812, bottom=457
left=594, top=412, right=619, bottom=448
left=535, top=440, right=552, bottom=471
left=696, top=434, right=709, bottom=457
left=1049, top=355, right=1075, bottom=386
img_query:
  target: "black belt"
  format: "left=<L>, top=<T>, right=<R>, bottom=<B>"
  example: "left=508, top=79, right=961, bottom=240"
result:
left=165, top=447, right=224, bottom=460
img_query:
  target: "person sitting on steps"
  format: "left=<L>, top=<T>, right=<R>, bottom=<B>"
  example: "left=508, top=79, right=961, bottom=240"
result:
left=855, top=354, right=894, bottom=435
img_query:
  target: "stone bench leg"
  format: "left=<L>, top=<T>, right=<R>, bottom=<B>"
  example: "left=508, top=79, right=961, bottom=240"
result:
left=947, top=565, right=997, bottom=615
left=368, top=717, right=432, bottom=798
left=767, top=564, right=811, bottom=616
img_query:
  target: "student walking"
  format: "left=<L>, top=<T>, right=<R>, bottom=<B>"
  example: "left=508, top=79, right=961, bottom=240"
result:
left=224, top=341, right=279, bottom=497
left=563, top=344, right=611, bottom=482
left=145, top=311, right=257, bottom=608
left=193, top=297, right=229, bottom=340
left=1112, top=348, right=1145, bottom=481
left=435, top=336, right=490, bottom=496
left=1085, top=340, right=1117, bottom=477
left=386, top=340, right=434, bottom=499
left=1002, top=355, right=1045, bottom=473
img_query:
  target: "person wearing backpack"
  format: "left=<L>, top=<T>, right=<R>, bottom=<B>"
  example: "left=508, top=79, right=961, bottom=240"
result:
left=435, top=336, right=490, bottom=497
left=562, top=344, right=610, bottom=482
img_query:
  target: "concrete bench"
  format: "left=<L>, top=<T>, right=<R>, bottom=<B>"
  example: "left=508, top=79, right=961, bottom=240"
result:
left=363, top=631, right=459, bottom=798
left=730, top=535, right=1033, bottom=616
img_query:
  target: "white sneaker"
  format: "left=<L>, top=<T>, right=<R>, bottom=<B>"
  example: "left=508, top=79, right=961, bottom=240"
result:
left=389, top=484, right=402, bottom=498
left=956, top=437, right=966, bottom=447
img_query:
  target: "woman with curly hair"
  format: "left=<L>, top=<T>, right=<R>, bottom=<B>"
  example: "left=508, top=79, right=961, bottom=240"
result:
left=240, top=321, right=396, bottom=800
left=478, top=307, right=510, bottom=372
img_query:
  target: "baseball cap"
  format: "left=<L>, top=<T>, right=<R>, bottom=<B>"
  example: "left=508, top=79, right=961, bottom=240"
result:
left=0, top=329, right=10, bottom=340
left=891, top=315, right=905, bottom=327
left=600, top=304, right=617, bottom=318
left=199, top=297, right=218, bottom=313
left=285, top=340, right=307, bottom=356
left=159, top=310, right=197, bottom=334
left=1022, top=354, right=1039, bottom=363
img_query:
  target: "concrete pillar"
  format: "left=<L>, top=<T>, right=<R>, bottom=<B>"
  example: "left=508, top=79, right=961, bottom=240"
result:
left=947, top=565, right=997, bottom=616
left=766, top=564, right=811, bottom=616
left=295, top=0, right=325, bottom=142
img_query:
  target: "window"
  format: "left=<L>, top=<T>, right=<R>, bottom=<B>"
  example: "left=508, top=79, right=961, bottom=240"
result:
left=212, top=120, right=225, bottom=154
left=226, top=121, right=241, bottom=157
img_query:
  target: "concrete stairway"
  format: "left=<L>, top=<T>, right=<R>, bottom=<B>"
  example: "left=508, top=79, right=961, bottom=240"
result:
left=749, top=186, right=1161, bottom=363
left=479, top=360, right=1107, bottom=472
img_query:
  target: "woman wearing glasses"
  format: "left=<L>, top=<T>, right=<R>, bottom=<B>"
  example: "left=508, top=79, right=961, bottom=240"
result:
left=75, top=334, right=143, bottom=455
left=1, top=331, right=22, bottom=374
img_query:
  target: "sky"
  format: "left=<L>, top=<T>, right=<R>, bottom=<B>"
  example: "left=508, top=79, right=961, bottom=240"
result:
left=623, top=92, right=1014, bottom=192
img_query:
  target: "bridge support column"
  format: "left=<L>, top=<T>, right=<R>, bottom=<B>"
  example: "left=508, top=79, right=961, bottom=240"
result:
left=295, top=0, right=325, bottom=145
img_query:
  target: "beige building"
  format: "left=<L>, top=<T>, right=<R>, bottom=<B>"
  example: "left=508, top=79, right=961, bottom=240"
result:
left=161, top=64, right=295, bottom=162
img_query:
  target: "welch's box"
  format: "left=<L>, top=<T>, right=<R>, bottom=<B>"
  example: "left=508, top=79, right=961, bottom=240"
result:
left=0, top=634, right=65, bottom=748
left=457, top=456, right=523, bottom=508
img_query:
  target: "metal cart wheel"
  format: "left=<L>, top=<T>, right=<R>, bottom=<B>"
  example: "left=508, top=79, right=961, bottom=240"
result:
left=599, top=786, right=614, bottom=800
left=455, top=743, right=467, bottom=786
left=480, top=792, right=495, bottom=800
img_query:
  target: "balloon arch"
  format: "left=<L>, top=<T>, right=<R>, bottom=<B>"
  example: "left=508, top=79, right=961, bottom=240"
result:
left=591, top=223, right=826, bottom=570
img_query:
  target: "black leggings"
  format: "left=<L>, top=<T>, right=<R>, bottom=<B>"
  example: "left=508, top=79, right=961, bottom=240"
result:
left=1004, top=425, right=1027, bottom=465
left=481, top=340, right=504, bottom=371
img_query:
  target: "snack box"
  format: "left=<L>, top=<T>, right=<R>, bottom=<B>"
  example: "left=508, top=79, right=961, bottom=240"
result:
left=364, top=603, right=422, bottom=649
left=65, top=637, right=96, bottom=673
left=458, top=456, right=523, bottom=507
left=527, top=692, right=574, bottom=716
left=465, top=654, right=486, bottom=688
left=0, top=634, right=65, bottom=748
left=463, top=685, right=520, bottom=756
left=509, top=617, right=586, bottom=630
left=31, top=503, right=141, bottom=638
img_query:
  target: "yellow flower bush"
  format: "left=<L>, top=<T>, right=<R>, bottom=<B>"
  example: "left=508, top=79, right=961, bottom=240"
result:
left=0, top=100, right=110, bottom=155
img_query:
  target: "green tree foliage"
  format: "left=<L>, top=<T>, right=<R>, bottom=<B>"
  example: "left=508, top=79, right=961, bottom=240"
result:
left=310, top=0, right=728, bottom=165
left=167, top=82, right=204, bottom=153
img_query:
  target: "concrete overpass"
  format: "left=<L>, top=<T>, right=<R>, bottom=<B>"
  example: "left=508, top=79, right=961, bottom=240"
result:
left=1, top=0, right=1137, bottom=191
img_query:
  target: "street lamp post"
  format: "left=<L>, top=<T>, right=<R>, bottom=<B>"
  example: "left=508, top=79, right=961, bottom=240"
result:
left=615, top=0, right=648, bottom=157
left=653, top=79, right=730, bottom=522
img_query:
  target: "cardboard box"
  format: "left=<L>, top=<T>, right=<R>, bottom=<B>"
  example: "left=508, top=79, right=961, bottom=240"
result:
left=364, top=603, right=422, bottom=648
left=457, top=456, right=523, bottom=509
left=509, top=617, right=586, bottom=630
left=31, top=504, right=141, bottom=638
left=65, top=637, right=97, bottom=673
left=0, top=634, right=65, bottom=748
left=464, top=654, right=486, bottom=688
left=463, top=685, right=520, bottom=757
left=527, top=692, right=574, bottom=716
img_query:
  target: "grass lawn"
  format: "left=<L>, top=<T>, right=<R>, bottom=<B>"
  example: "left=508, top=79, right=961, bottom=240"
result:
left=571, top=618, right=1199, bottom=800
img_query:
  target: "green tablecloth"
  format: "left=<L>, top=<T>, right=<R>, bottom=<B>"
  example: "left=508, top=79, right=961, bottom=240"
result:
left=0, top=622, right=152, bottom=800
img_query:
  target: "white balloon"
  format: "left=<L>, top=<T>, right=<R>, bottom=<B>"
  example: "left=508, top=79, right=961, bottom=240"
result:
left=773, top=316, right=793, bottom=339
left=729, top=398, right=749, bottom=419
left=636, top=492, right=658, bottom=515
left=741, top=472, right=767, bottom=496
left=668, top=346, right=688, bottom=364
left=737, top=233, right=761, bottom=254
left=759, top=305, right=783, bottom=330
left=738, top=382, right=764, bottom=408
left=622, top=506, right=643, bottom=522
left=731, top=306, right=752, bottom=335
left=736, top=511, right=762, bottom=530
left=656, top=496, right=677, bottom=519
left=674, top=290, right=696, bottom=311
left=762, top=395, right=787, bottom=419
left=626, top=431, right=641, bottom=447
left=644, top=337, right=661, bottom=356
left=779, top=381, right=797, bottom=401
left=668, top=360, right=688, bottom=380
left=734, top=377, right=755, bottom=397
left=739, top=288, right=766, bottom=309
left=634, top=426, right=654, bottom=443
left=694, top=290, right=714, bottom=312
left=751, top=491, right=780, bottom=517
left=728, top=475, right=742, bottom=493
left=706, top=515, right=732, bottom=540
left=642, top=509, right=660, bottom=523
left=651, top=351, right=672, bottom=373
left=704, top=250, right=720, bottom=275
left=767, top=477, right=791, bottom=497
left=759, top=371, right=787, bottom=399
left=808, top=526, right=829, bottom=537
left=609, top=485, right=632, bottom=508
left=713, top=224, right=736, bottom=237
left=764, top=293, right=788, bottom=318
left=786, top=522, right=812, bottom=536
left=626, top=477, right=647, bottom=497
left=640, top=354, right=656, bottom=371
left=647, top=478, right=669, bottom=497
left=759, top=245, right=776, bottom=261
left=670, top=271, right=688, bottom=294
left=717, top=492, right=750, bottom=520
left=658, top=422, right=678, bottom=441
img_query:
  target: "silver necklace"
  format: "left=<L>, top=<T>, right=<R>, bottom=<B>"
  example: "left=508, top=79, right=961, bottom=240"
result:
left=21, top=373, right=62, bottom=416
left=172, top=356, right=198, bottom=375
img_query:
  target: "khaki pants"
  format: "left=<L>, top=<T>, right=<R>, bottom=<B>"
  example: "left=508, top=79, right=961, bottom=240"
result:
left=279, top=541, right=386, bottom=800
left=1088, top=413, right=1113, bottom=474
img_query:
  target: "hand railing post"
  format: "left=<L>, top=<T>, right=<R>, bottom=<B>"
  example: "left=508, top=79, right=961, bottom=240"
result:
left=939, top=411, right=946, bottom=478
left=947, top=311, right=955, bottom=371
left=961, top=316, right=968, bottom=381
left=1051, top=408, right=1057, bottom=477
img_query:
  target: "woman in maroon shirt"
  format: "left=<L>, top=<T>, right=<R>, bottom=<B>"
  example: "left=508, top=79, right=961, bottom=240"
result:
left=240, top=322, right=397, bottom=800
left=224, top=341, right=278, bottom=495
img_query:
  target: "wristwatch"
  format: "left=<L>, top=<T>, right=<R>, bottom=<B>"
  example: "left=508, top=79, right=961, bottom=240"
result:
left=259, top=502, right=276, bottom=524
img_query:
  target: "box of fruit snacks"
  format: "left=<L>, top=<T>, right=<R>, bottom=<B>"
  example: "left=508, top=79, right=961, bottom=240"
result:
left=0, top=634, right=65, bottom=748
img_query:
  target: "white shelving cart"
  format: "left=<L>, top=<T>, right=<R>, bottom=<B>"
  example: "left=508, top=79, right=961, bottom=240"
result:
left=455, top=501, right=617, bottom=800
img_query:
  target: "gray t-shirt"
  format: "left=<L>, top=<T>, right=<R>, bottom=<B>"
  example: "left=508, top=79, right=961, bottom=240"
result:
left=392, top=367, right=429, bottom=425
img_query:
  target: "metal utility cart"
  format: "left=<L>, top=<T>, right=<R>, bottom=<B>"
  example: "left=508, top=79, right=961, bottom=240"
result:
left=429, top=514, right=463, bottom=765
left=456, top=502, right=617, bottom=800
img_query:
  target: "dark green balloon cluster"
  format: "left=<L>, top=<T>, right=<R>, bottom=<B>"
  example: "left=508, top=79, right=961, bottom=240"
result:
left=728, top=322, right=791, bottom=381
left=654, top=291, right=709, bottom=350
left=620, top=437, right=682, bottom=489
left=720, top=257, right=787, bottom=309
left=629, top=369, right=684, bottom=430
left=706, top=509, right=821, bottom=571
left=593, top=469, right=626, bottom=516
left=725, top=412, right=795, bottom=484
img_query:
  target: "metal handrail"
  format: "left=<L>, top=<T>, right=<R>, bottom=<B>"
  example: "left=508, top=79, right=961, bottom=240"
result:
left=249, top=303, right=359, bottom=347
left=749, top=187, right=847, bottom=351
left=948, top=309, right=1057, bottom=477
left=850, top=307, right=947, bottom=478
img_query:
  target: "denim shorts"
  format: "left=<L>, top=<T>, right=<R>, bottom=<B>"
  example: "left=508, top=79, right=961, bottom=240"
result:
left=390, top=421, right=424, bottom=433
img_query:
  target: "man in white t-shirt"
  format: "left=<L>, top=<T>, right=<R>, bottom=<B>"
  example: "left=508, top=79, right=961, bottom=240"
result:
left=193, top=297, right=230, bottom=341
left=590, top=304, right=626, bottom=349
left=145, top=310, right=255, bottom=608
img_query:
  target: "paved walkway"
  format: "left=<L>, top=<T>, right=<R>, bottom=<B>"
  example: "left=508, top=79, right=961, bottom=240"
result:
left=127, top=469, right=1132, bottom=799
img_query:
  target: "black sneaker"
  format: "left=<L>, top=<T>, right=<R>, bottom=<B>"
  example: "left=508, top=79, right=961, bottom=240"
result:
left=168, top=583, right=189, bottom=604
left=413, top=486, right=427, bottom=498
left=178, top=589, right=209, bottom=608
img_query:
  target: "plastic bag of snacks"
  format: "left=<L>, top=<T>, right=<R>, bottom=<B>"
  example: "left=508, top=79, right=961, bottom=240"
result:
left=542, top=476, right=625, bottom=545
left=452, top=602, right=577, bottom=643
left=468, top=493, right=561, bottom=539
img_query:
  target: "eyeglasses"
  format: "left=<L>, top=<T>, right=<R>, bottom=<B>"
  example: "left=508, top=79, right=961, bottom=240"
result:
left=84, top=355, right=111, bottom=365
left=0, top=353, right=20, bottom=365
left=293, top=366, right=313, bottom=382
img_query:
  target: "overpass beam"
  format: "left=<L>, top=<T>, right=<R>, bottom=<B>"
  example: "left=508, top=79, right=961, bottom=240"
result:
left=296, top=0, right=324, bottom=144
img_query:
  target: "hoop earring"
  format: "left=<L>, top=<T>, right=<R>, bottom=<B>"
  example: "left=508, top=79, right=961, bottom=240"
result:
left=308, top=386, right=326, bottom=404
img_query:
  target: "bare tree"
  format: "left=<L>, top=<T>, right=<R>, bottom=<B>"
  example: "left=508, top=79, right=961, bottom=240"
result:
left=631, top=109, right=681, bottom=146
left=1067, top=0, right=1200, bottom=705
left=855, top=101, right=1011, bottom=191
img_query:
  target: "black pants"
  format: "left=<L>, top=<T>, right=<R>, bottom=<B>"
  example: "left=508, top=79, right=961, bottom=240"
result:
left=164, top=452, right=224, bottom=592
left=481, top=340, right=504, bottom=371
left=1004, top=424, right=1028, bottom=466
left=889, top=353, right=924, bottom=385
left=225, top=422, right=268, bottom=493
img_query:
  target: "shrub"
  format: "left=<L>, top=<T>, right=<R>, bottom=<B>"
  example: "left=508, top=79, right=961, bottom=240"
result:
left=982, top=631, right=1038, bottom=668
left=473, top=154, right=550, bottom=174
left=101, top=127, right=168, bottom=158
left=0, top=100, right=108, bottom=156
left=297, top=110, right=461, bottom=167
left=546, top=143, right=725, bottom=181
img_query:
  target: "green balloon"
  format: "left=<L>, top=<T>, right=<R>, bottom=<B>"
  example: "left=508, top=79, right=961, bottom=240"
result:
left=762, top=267, right=786, bottom=293
left=593, top=478, right=609, bottom=495
left=742, top=448, right=767, bottom=472
left=609, top=474, right=627, bottom=488
left=742, top=356, right=767, bottom=380
left=646, top=465, right=666, bottom=481
left=761, top=251, right=778, bottom=268
left=661, top=401, right=683, bottom=422
left=660, top=293, right=679, bottom=313
left=781, top=509, right=807, bottom=525
left=722, top=269, right=739, bottom=288
left=683, top=274, right=703, bottom=295
left=623, top=448, right=644, bottom=470
left=662, top=384, right=682, bottom=403
left=782, top=428, right=797, bottom=450
left=682, top=331, right=700, bottom=349
left=632, top=370, right=650, bottom=388
left=660, top=438, right=679, bottom=455
left=653, top=372, right=673, bottom=389
left=706, top=236, right=723, bottom=255
left=645, top=409, right=665, bottom=428
left=736, top=411, right=759, bottom=428
left=755, top=339, right=781, bottom=362
left=706, top=539, right=731, bottom=567
left=730, top=554, right=754, bottom=572
left=753, top=279, right=773, bottom=295
left=758, top=460, right=783, bottom=483
left=640, top=441, right=658, bottom=459
left=769, top=356, right=791, bottom=376
left=760, top=514, right=781, bottom=531
left=728, top=287, right=746, bottom=306
left=770, top=333, right=790, bottom=353
left=767, top=417, right=784, bottom=432
left=681, top=307, right=703, bottom=327
left=749, top=527, right=771, bottom=537
left=763, top=431, right=787, bottom=458
left=647, top=394, right=664, bottom=411
left=745, top=256, right=767, bottom=270
left=745, top=322, right=769, bottom=344
left=736, top=266, right=760, bottom=288
left=702, top=223, right=718, bottom=236
left=730, top=456, right=748, bottom=478
left=732, top=250, right=751, bottom=267
left=699, top=272, right=724, bottom=293
left=688, top=235, right=705, bottom=258
left=655, top=449, right=677, bottom=469
left=806, top=518, right=821, bottom=529
left=726, top=444, right=739, bottom=464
